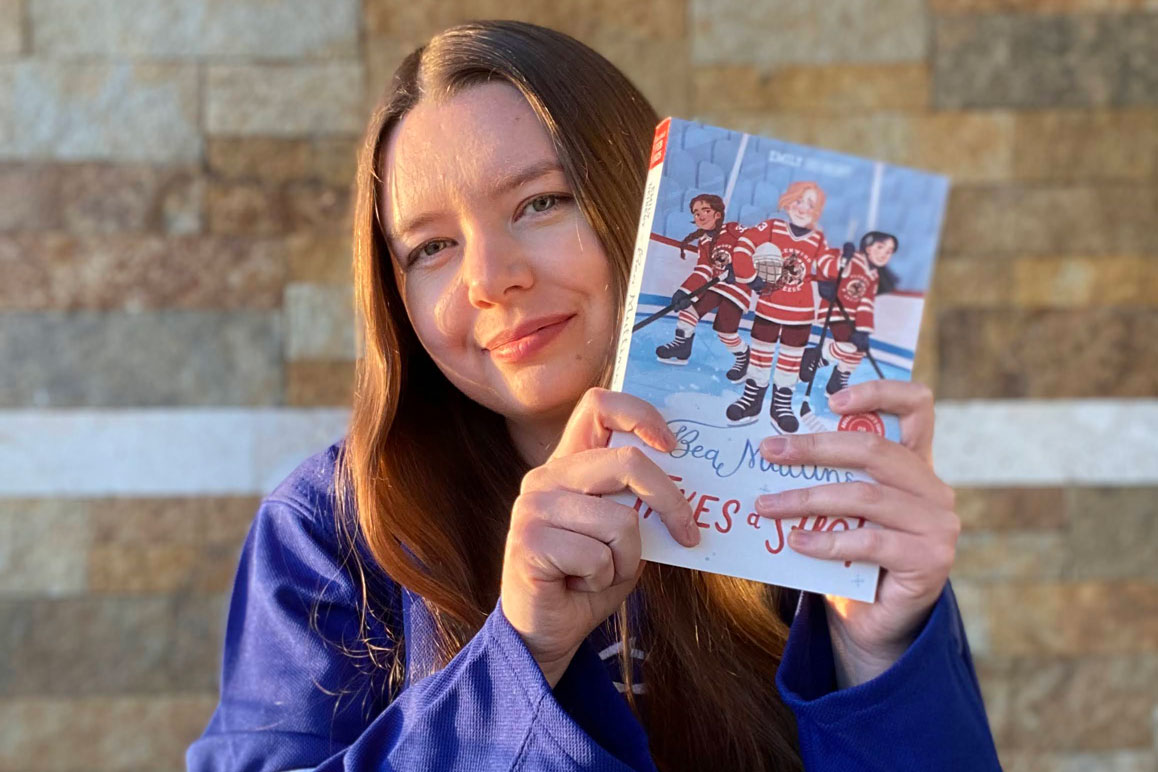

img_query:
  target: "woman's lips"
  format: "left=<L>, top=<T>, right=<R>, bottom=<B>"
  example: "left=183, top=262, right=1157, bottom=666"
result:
left=486, top=315, right=575, bottom=364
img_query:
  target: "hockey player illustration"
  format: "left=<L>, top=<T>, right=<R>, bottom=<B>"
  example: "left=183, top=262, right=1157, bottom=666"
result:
left=809, top=231, right=898, bottom=395
left=726, top=181, right=832, bottom=433
left=654, top=194, right=754, bottom=381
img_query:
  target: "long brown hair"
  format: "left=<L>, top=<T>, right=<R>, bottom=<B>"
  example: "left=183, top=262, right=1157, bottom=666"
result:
left=333, top=20, right=802, bottom=771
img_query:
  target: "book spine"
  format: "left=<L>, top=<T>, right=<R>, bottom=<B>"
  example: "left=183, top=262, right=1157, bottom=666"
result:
left=610, top=117, right=671, bottom=391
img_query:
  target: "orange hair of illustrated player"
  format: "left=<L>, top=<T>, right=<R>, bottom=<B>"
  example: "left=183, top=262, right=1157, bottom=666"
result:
left=778, top=181, right=826, bottom=227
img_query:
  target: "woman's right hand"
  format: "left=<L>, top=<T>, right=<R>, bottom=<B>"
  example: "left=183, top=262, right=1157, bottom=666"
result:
left=499, top=387, right=700, bottom=687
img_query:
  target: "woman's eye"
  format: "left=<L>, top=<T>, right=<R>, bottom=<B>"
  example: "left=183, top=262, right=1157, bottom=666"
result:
left=522, top=194, right=565, bottom=216
left=408, top=238, right=452, bottom=264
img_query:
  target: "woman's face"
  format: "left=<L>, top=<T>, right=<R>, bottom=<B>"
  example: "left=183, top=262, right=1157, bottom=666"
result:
left=865, top=238, right=896, bottom=267
left=786, top=188, right=819, bottom=228
left=691, top=200, right=721, bottom=230
left=381, top=82, right=617, bottom=426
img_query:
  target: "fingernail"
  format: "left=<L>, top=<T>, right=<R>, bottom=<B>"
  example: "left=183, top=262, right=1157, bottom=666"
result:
left=663, top=425, right=678, bottom=449
left=789, top=529, right=816, bottom=548
left=762, top=437, right=788, bottom=456
left=830, top=390, right=851, bottom=409
left=686, top=520, right=701, bottom=545
left=756, top=493, right=780, bottom=510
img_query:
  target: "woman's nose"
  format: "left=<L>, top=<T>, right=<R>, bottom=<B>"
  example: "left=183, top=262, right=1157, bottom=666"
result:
left=461, top=228, right=534, bottom=307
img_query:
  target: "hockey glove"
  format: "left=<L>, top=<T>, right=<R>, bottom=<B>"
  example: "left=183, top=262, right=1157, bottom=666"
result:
left=671, top=288, right=693, bottom=311
left=747, top=276, right=766, bottom=294
left=817, top=280, right=838, bottom=301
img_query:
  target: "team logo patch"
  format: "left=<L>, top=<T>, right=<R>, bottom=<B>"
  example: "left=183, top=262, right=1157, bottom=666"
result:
left=778, top=254, right=807, bottom=290
left=710, top=244, right=731, bottom=270
left=844, top=276, right=868, bottom=300
left=837, top=412, right=885, bottom=436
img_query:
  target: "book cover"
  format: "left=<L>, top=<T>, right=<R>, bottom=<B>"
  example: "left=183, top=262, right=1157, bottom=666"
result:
left=608, top=117, right=950, bottom=602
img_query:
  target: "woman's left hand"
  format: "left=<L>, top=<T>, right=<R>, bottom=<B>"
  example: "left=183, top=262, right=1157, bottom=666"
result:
left=754, top=380, right=960, bottom=688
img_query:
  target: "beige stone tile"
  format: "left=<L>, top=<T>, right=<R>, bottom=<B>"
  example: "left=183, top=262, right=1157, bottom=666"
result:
left=694, top=63, right=930, bottom=114
left=56, top=164, right=203, bottom=235
left=933, top=259, right=1015, bottom=308
left=985, top=582, right=1158, bottom=656
left=909, top=112, right=1016, bottom=183
left=284, top=181, right=352, bottom=235
left=980, top=655, right=1158, bottom=751
left=0, top=234, right=286, bottom=311
left=87, top=496, right=258, bottom=545
left=690, top=0, right=928, bottom=66
left=0, top=695, right=217, bottom=770
left=286, top=360, right=356, bottom=407
left=0, top=62, right=200, bottom=162
left=999, top=750, right=1158, bottom=772
left=1014, top=109, right=1158, bottom=181
left=206, top=63, right=365, bottom=137
left=931, top=0, right=1148, bottom=11
left=206, top=181, right=284, bottom=236
left=0, top=0, right=21, bottom=55
left=0, top=499, right=89, bottom=596
left=1013, top=257, right=1158, bottom=308
left=936, top=309, right=1158, bottom=399
left=208, top=136, right=359, bottom=187
left=1067, top=488, right=1158, bottom=580
left=201, top=0, right=359, bottom=58
left=284, top=282, right=356, bottom=361
left=287, top=232, right=352, bottom=284
left=955, top=488, right=1069, bottom=531
left=953, top=531, right=1068, bottom=581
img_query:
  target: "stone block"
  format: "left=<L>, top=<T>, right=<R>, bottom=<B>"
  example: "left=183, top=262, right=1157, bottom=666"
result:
left=1067, top=488, right=1158, bottom=580
left=692, top=63, right=930, bottom=113
left=942, top=184, right=1158, bottom=258
left=284, top=182, right=352, bottom=234
left=908, top=112, right=1015, bottom=183
left=0, top=310, right=284, bottom=406
left=206, top=63, right=365, bottom=136
left=286, top=360, right=356, bottom=407
left=932, top=0, right=1148, bottom=9
left=0, top=695, right=217, bottom=770
left=952, top=531, right=1068, bottom=581
left=0, top=62, right=200, bottom=162
left=207, top=181, right=284, bottom=236
left=981, top=655, right=1158, bottom=750
left=286, top=232, right=352, bottom=284
left=998, top=750, right=1158, bottom=772
left=690, top=0, right=928, bottom=66
left=0, top=164, right=62, bottom=231
left=1012, top=257, right=1158, bottom=309
left=934, top=14, right=1158, bottom=109
left=984, top=582, right=1158, bottom=656
left=285, top=282, right=356, bottom=361
left=56, top=164, right=203, bottom=234
left=933, top=258, right=1014, bottom=308
left=208, top=136, right=359, bottom=186
left=937, top=309, right=1158, bottom=399
left=1013, top=109, right=1158, bottom=181
left=955, top=488, right=1068, bottom=531
left=0, top=0, right=20, bottom=54
left=0, top=594, right=224, bottom=695
left=31, top=0, right=358, bottom=58
left=0, top=234, right=286, bottom=311
left=0, top=499, right=88, bottom=596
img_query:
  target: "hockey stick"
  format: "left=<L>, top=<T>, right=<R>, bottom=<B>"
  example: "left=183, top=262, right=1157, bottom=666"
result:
left=800, top=239, right=856, bottom=423
left=631, top=276, right=721, bottom=333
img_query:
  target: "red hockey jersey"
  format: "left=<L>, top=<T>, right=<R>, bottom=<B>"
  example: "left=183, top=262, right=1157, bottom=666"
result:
left=677, top=221, right=753, bottom=310
left=816, top=250, right=879, bottom=333
left=732, top=218, right=831, bottom=326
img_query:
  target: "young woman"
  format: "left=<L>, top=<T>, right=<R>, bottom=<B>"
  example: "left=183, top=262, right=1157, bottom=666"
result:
left=187, top=21, right=1000, bottom=772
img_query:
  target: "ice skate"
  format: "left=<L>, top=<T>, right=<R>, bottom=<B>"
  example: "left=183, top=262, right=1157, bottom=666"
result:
left=655, top=330, right=693, bottom=365
left=769, top=385, right=799, bottom=434
left=826, top=365, right=851, bottom=396
left=726, top=346, right=750, bottom=381
left=725, top=379, right=767, bottom=425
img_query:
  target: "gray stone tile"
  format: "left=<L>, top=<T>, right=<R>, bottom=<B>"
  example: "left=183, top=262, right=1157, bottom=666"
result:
left=1067, top=488, right=1158, bottom=580
left=0, top=0, right=21, bottom=55
left=691, top=0, right=928, bottom=65
left=934, top=14, right=1158, bottom=109
left=0, top=499, right=89, bottom=596
left=0, top=310, right=283, bottom=407
left=206, top=63, right=365, bottom=136
left=0, top=62, right=200, bottom=162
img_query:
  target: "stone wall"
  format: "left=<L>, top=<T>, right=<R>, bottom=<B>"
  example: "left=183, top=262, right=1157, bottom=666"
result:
left=1, top=1, right=1155, bottom=769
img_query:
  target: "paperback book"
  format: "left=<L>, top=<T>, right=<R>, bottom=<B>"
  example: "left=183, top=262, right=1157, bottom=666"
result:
left=608, top=117, right=949, bottom=602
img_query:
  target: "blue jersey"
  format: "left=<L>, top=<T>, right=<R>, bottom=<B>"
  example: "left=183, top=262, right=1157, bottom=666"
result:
left=187, top=440, right=1001, bottom=771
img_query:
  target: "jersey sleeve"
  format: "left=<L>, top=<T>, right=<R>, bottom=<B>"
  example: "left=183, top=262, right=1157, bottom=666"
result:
left=186, top=499, right=653, bottom=772
left=815, top=248, right=841, bottom=281
left=730, top=223, right=765, bottom=284
left=679, top=246, right=714, bottom=293
left=775, top=582, right=1001, bottom=771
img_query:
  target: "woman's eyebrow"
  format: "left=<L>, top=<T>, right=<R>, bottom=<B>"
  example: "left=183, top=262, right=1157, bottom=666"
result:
left=389, top=159, right=564, bottom=245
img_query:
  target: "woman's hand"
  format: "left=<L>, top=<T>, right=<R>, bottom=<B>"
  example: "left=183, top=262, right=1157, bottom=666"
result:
left=500, top=388, right=699, bottom=687
left=755, top=380, right=959, bottom=688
